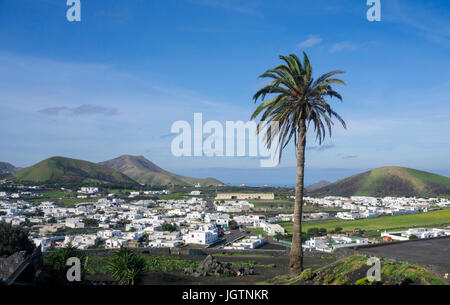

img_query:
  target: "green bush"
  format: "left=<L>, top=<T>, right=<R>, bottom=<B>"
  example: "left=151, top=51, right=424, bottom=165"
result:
left=405, top=272, right=420, bottom=282
left=43, top=244, right=87, bottom=284
left=228, top=220, right=239, bottom=230
left=299, top=268, right=314, bottom=281
left=161, top=223, right=178, bottom=232
left=0, top=221, right=35, bottom=257
left=108, top=246, right=146, bottom=285
left=355, top=277, right=370, bottom=285
left=323, top=274, right=335, bottom=284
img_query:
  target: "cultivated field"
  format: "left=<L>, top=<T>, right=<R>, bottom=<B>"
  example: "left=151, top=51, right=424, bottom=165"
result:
left=280, top=208, right=450, bottom=233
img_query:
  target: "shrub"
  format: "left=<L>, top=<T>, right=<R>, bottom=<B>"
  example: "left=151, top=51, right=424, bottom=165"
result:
left=43, top=244, right=87, bottom=284
left=390, top=272, right=412, bottom=285
left=108, top=246, right=146, bottom=285
left=161, top=223, right=177, bottom=232
left=0, top=221, right=35, bottom=257
left=323, top=274, right=335, bottom=284
left=405, top=272, right=420, bottom=283
left=299, top=268, right=314, bottom=281
left=228, top=220, right=239, bottom=230
left=355, top=277, right=370, bottom=285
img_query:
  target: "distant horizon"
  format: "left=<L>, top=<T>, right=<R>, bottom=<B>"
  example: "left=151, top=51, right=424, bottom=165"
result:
left=3, top=154, right=449, bottom=188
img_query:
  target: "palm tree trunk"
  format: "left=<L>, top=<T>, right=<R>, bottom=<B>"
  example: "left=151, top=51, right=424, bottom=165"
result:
left=289, top=119, right=306, bottom=277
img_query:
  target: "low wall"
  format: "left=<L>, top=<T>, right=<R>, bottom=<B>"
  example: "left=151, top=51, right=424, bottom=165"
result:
left=43, top=246, right=289, bottom=257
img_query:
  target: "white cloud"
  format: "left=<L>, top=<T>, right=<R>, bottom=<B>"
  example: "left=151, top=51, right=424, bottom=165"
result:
left=298, top=35, right=323, bottom=48
left=329, top=41, right=359, bottom=53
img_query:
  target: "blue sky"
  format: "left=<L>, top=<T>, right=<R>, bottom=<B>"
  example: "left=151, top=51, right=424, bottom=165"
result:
left=1, top=0, right=449, bottom=186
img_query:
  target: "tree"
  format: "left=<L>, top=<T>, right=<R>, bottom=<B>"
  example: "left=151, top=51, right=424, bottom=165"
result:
left=252, top=52, right=346, bottom=277
left=228, top=220, right=239, bottom=230
left=107, top=246, right=146, bottom=285
left=319, top=228, right=327, bottom=236
left=0, top=221, right=35, bottom=257
left=161, top=223, right=177, bottom=232
left=334, top=227, right=343, bottom=233
left=307, top=228, right=320, bottom=239
left=82, top=218, right=99, bottom=227
left=43, top=243, right=87, bottom=284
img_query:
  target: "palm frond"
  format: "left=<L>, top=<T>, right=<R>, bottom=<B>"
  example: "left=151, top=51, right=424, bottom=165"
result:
left=251, top=52, right=346, bottom=156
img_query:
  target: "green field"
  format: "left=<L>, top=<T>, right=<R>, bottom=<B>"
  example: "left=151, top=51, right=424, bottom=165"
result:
left=250, top=200, right=344, bottom=213
left=25, top=189, right=98, bottom=208
left=280, top=208, right=450, bottom=233
left=54, top=197, right=98, bottom=208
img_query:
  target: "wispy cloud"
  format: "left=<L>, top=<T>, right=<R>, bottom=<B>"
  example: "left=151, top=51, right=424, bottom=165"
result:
left=298, top=35, right=323, bottom=48
left=329, top=41, right=359, bottom=53
left=307, top=144, right=335, bottom=152
left=38, top=107, right=67, bottom=116
left=342, top=155, right=358, bottom=160
left=384, top=0, right=450, bottom=48
left=38, top=104, right=118, bottom=117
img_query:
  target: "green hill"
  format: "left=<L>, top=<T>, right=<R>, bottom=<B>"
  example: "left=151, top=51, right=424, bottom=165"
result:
left=14, top=156, right=138, bottom=187
left=307, top=166, right=450, bottom=197
left=99, top=155, right=224, bottom=187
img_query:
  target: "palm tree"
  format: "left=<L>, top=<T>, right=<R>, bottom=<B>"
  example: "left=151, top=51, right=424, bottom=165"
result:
left=108, top=246, right=146, bottom=285
left=251, top=51, right=346, bottom=277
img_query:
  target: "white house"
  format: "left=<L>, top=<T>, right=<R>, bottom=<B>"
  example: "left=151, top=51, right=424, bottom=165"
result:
left=65, top=218, right=85, bottom=229
left=259, top=222, right=285, bottom=236
left=184, top=231, right=217, bottom=245
left=105, top=237, right=128, bottom=249
left=79, top=187, right=99, bottom=195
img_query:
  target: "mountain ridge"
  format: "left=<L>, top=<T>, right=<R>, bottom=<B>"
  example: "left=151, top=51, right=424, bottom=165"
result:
left=99, top=155, right=224, bottom=187
left=307, top=180, right=331, bottom=191
left=13, top=156, right=138, bottom=187
left=0, top=162, right=21, bottom=174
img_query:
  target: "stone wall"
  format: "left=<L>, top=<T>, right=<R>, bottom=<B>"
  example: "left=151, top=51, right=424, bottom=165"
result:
left=0, top=247, right=43, bottom=284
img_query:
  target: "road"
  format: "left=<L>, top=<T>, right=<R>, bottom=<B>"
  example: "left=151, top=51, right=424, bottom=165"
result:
left=208, top=229, right=248, bottom=248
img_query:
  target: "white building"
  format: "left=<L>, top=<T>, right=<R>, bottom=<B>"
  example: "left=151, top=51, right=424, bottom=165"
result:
left=105, top=237, right=128, bottom=249
left=259, top=222, right=285, bottom=236
left=79, top=187, right=99, bottom=195
left=224, top=236, right=267, bottom=250
left=65, top=218, right=85, bottom=229
left=183, top=225, right=218, bottom=245
left=382, top=228, right=450, bottom=241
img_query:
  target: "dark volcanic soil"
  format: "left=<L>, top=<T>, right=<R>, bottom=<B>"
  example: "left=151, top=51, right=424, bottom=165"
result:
left=85, top=253, right=334, bottom=285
